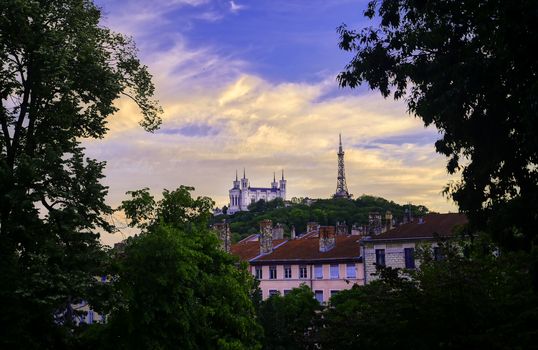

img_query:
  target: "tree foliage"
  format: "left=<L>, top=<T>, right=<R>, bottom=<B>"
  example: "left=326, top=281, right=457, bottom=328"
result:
left=215, top=196, right=427, bottom=242
left=258, top=285, right=320, bottom=350
left=0, top=0, right=161, bottom=347
left=337, top=0, right=538, bottom=250
left=92, top=187, right=262, bottom=350
left=318, top=238, right=538, bottom=349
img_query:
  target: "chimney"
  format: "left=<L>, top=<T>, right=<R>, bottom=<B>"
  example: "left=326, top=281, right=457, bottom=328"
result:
left=259, top=219, right=273, bottom=255
left=212, top=220, right=231, bottom=253
left=290, top=225, right=296, bottom=239
left=306, top=222, right=319, bottom=235
left=418, top=217, right=424, bottom=224
left=319, top=226, right=336, bottom=252
left=272, top=222, right=284, bottom=239
left=403, top=205, right=413, bottom=224
left=336, top=221, right=348, bottom=236
left=384, top=211, right=393, bottom=232
left=368, top=212, right=382, bottom=235
left=351, top=223, right=360, bottom=235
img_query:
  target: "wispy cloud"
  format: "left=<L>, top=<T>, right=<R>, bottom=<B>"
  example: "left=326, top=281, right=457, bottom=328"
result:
left=230, top=0, right=246, bottom=13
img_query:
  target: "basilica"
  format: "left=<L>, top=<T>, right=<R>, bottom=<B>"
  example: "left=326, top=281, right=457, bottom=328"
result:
left=228, top=170, right=286, bottom=214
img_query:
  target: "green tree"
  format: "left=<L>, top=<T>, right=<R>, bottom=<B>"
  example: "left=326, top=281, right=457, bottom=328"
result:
left=94, top=187, right=262, bottom=350
left=258, top=285, right=320, bottom=350
left=319, top=239, right=538, bottom=349
left=0, top=0, right=161, bottom=347
left=337, top=0, right=538, bottom=251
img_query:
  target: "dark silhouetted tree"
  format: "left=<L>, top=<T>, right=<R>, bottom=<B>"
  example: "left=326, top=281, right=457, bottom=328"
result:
left=0, top=0, right=161, bottom=347
left=337, top=0, right=538, bottom=251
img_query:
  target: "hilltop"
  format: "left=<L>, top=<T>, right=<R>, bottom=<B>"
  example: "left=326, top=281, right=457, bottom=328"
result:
left=212, top=196, right=429, bottom=242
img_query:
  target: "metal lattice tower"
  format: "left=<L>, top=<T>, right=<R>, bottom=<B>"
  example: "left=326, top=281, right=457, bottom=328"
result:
left=334, top=134, right=352, bottom=199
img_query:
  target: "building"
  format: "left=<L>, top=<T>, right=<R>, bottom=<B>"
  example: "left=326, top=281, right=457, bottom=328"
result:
left=228, top=170, right=286, bottom=214
left=360, top=213, right=467, bottom=283
left=231, top=220, right=364, bottom=303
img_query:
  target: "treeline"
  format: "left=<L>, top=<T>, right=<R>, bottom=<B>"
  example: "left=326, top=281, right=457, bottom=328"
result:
left=215, top=196, right=428, bottom=242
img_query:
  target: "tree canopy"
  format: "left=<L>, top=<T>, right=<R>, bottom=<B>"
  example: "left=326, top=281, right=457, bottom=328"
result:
left=92, top=186, right=262, bottom=350
left=258, top=285, right=320, bottom=350
left=0, top=0, right=161, bottom=347
left=337, top=0, right=538, bottom=251
left=215, top=196, right=427, bottom=242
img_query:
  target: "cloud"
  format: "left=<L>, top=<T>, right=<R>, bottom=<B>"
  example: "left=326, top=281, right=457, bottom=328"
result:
left=90, top=0, right=459, bottom=246
left=230, top=0, right=245, bottom=13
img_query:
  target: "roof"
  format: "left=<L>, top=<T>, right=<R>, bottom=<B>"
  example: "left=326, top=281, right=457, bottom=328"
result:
left=231, top=235, right=362, bottom=264
left=230, top=239, right=286, bottom=261
left=254, top=235, right=362, bottom=264
left=363, top=213, right=467, bottom=242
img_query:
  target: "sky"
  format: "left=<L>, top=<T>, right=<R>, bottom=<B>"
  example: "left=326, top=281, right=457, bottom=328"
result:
left=88, top=0, right=459, bottom=246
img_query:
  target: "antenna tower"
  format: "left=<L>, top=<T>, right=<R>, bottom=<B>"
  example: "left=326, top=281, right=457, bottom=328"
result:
left=334, top=134, right=352, bottom=199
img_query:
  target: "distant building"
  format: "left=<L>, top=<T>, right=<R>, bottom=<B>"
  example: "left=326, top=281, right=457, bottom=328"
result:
left=228, top=170, right=286, bottom=215
left=231, top=220, right=364, bottom=303
left=360, top=213, right=467, bottom=283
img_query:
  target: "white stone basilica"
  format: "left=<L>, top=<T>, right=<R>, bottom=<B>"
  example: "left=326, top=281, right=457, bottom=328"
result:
left=228, top=170, right=286, bottom=214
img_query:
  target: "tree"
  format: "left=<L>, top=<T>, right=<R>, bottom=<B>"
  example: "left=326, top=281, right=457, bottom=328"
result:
left=258, top=285, right=320, bottom=350
left=337, top=0, right=538, bottom=251
left=94, top=187, right=262, bottom=349
left=318, top=238, right=538, bottom=349
left=0, top=0, right=161, bottom=347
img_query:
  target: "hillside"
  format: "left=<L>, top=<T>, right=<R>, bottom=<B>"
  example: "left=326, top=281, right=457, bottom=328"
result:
left=212, top=196, right=429, bottom=242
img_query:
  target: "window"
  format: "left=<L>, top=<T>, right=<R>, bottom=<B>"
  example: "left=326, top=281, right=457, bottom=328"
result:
left=284, top=265, right=292, bottom=279
left=255, top=267, right=263, bottom=280
left=269, top=266, right=277, bottom=279
left=330, top=264, right=339, bottom=279
left=315, top=290, right=324, bottom=304
left=404, top=248, right=415, bottom=268
left=299, top=265, right=307, bottom=279
left=330, top=290, right=339, bottom=298
left=314, top=264, right=323, bottom=279
left=375, top=249, right=386, bottom=266
left=269, top=290, right=279, bottom=297
left=346, top=263, right=356, bottom=278
left=284, top=290, right=291, bottom=296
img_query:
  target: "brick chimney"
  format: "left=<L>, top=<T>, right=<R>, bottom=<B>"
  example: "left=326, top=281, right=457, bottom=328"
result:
left=259, top=219, right=273, bottom=255
left=272, top=222, right=284, bottom=239
left=368, top=212, right=382, bottom=235
left=306, top=222, right=319, bottom=234
left=319, top=226, right=336, bottom=252
left=336, top=221, right=348, bottom=236
left=384, top=211, right=393, bottom=232
left=212, top=220, right=231, bottom=253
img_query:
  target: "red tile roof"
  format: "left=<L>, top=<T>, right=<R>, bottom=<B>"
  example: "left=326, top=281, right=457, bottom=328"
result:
left=364, top=213, right=467, bottom=242
left=231, top=235, right=362, bottom=264
left=230, top=239, right=286, bottom=261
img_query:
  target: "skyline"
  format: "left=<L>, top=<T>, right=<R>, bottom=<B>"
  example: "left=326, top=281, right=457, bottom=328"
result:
left=87, top=0, right=459, bottom=245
